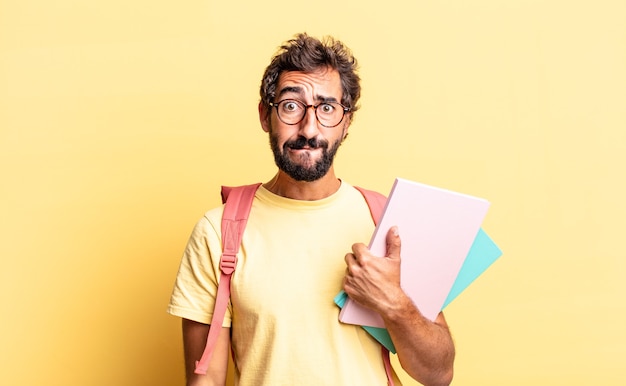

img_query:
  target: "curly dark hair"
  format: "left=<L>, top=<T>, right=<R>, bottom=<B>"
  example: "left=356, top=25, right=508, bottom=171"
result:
left=259, top=33, right=361, bottom=117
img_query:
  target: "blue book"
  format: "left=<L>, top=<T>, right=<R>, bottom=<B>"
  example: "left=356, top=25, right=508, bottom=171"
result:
left=334, top=228, right=502, bottom=353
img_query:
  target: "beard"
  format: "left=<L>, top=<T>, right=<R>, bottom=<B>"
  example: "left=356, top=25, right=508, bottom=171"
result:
left=269, top=132, right=343, bottom=182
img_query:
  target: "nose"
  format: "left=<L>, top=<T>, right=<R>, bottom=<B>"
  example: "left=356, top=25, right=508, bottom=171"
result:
left=298, top=105, right=320, bottom=139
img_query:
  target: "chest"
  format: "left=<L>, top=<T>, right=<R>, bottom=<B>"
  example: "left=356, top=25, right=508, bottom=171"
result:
left=229, top=207, right=373, bottom=319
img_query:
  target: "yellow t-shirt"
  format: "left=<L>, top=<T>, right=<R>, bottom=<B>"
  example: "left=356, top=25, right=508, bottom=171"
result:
left=168, top=182, right=401, bottom=385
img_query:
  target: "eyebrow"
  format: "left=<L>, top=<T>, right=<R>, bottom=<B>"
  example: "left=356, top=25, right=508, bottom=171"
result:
left=276, top=86, right=339, bottom=104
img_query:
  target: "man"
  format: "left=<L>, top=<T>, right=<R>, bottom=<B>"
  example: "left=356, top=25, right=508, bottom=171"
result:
left=168, top=33, right=455, bottom=386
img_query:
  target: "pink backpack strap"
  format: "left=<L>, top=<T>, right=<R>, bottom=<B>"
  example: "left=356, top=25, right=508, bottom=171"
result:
left=355, top=186, right=395, bottom=386
left=194, top=183, right=261, bottom=375
left=354, top=186, right=386, bottom=224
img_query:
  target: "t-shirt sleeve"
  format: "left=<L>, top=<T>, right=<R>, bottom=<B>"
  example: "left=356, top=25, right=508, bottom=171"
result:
left=167, top=213, right=232, bottom=327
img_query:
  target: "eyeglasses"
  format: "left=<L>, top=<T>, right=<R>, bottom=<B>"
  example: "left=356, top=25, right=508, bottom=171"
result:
left=269, top=99, right=350, bottom=128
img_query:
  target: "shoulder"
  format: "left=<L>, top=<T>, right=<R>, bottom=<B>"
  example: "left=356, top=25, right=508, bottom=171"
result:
left=340, top=181, right=385, bottom=195
left=183, top=205, right=226, bottom=245
left=353, top=185, right=386, bottom=199
left=341, top=183, right=387, bottom=223
left=342, top=182, right=387, bottom=203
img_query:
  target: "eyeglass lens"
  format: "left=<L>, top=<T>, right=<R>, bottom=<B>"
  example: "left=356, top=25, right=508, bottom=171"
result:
left=274, top=100, right=345, bottom=127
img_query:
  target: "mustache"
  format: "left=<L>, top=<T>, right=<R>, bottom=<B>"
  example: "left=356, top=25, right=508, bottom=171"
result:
left=285, top=136, right=329, bottom=150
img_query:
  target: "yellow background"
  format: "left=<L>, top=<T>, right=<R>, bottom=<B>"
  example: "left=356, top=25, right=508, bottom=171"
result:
left=1, top=1, right=625, bottom=385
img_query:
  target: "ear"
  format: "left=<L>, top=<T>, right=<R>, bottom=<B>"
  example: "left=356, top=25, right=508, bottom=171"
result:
left=259, top=102, right=271, bottom=133
left=341, top=113, right=352, bottom=139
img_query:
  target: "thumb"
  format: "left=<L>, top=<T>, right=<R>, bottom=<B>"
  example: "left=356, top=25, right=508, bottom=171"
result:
left=386, top=226, right=401, bottom=259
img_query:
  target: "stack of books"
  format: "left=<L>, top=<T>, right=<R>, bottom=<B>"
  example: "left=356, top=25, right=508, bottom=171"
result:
left=335, top=178, right=502, bottom=352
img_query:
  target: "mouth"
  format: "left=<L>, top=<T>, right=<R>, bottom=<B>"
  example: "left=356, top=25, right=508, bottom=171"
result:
left=289, top=145, right=318, bottom=151
left=287, top=147, right=321, bottom=159
left=285, top=137, right=327, bottom=152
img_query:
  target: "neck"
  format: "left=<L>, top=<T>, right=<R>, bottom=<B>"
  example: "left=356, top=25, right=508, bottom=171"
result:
left=263, top=169, right=341, bottom=201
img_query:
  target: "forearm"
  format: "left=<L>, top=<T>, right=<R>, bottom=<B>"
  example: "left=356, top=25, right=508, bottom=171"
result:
left=344, top=231, right=455, bottom=385
left=182, top=319, right=230, bottom=386
left=381, top=295, right=455, bottom=386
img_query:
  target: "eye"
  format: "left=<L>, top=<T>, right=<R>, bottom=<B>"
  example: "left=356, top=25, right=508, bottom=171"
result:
left=282, top=100, right=301, bottom=113
left=319, top=103, right=335, bottom=114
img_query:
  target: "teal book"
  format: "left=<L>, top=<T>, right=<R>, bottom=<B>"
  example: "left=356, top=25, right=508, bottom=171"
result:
left=334, top=228, right=502, bottom=353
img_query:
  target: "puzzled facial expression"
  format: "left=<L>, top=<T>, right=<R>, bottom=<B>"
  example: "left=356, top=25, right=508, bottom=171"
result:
left=261, top=67, right=351, bottom=181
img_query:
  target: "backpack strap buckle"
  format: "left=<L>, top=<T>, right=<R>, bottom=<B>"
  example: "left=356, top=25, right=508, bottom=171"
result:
left=219, top=252, right=237, bottom=275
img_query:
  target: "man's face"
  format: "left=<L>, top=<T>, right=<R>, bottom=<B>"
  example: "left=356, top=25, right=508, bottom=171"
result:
left=261, top=68, right=350, bottom=182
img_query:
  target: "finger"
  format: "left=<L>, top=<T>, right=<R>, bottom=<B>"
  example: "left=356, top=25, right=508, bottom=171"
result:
left=386, top=226, right=401, bottom=259
left=344, top=252, right=357, bottom=266
left=351, top=242, right=368, bottom=255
